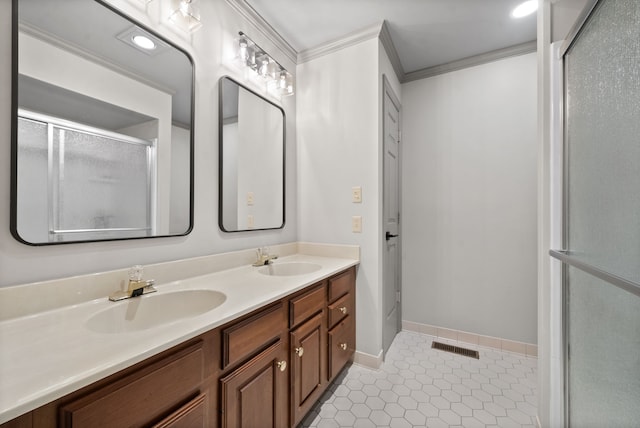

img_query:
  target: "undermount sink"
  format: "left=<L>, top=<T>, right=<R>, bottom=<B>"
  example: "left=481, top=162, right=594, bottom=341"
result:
left=86, top=289, right=226, bottom=334
left=258, top=262, right=322, bottom=277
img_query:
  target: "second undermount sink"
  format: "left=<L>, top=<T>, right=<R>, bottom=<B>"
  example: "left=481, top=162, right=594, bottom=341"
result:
left=85, top=289, right=226, bottom=334
left=258, top=262, right=322, bottom=277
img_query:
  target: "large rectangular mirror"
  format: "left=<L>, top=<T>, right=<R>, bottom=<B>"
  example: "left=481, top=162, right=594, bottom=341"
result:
left=219, top=76, right=285, bottom=232
left=11, top=0, right=194, bottom=245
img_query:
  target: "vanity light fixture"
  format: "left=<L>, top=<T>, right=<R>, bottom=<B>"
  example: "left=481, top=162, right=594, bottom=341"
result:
left=168, top=0, right=203, bottom=33
left=236, top=31, right=294, bottom=97
left=511, top=0, right=538, bottom=18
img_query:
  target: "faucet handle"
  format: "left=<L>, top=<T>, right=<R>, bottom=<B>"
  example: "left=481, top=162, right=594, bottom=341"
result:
left=129, top=265, right=144, bottom=281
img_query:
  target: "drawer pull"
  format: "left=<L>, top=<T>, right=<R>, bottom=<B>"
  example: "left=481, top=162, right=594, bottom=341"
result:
left=295, top=347, right=304, bottom=357
left=339, top=343, right=348, bottom=351
left=277, top=360, right=287, bottom=372
left=339, top=306, right=347, bottom=314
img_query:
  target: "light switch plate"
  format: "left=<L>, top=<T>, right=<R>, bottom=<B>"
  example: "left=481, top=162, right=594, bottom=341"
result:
left=352, top=186, right=362, bottom=203
left=352, top=216, right=362, bottom=233
left=247, top=192, right=254, bottom=206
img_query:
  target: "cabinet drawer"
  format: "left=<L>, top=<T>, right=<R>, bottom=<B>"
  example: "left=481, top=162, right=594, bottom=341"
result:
left=328, top=316, right=355, bottom=382
left=222, top=302, right=285, bottom=370
left=327, top=291, right=354, bottom=329
left=59, top=342, right=204, bottom=428
left=153, top=393, right=207, bottom=428
left=327, top=268, right=355, bottom=302
left=289, top=283, right=325, bottom=328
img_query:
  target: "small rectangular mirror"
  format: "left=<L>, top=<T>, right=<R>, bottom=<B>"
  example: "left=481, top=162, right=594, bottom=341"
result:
left=11, top=0, right=194, bottom=245
left=219, top=76, right=285, bottom=232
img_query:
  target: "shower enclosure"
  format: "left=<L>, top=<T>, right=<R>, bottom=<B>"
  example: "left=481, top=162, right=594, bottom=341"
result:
left=17, top=110, right=155, bottom=243
left=551, top=0, right=640, bottom=426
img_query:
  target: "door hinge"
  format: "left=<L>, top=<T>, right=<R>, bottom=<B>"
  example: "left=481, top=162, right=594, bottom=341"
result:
left=396, top=291, right=401, bottom=302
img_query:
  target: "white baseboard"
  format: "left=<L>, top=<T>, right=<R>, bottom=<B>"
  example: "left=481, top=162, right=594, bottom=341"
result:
left=402, top=320, right=538, bottom=358
left=353, top=349, right=383, bottom=370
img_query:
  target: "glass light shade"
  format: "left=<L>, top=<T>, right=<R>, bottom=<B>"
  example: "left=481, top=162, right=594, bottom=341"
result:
left=168, top=0, right=202, bottom=33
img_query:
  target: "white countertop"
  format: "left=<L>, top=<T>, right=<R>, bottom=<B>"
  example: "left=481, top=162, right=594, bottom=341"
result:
left=0, top=250, right=359, bottom=424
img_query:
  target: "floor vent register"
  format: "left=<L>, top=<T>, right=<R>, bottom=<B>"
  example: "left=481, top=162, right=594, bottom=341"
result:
left=431, top=341, right=480, bottom=359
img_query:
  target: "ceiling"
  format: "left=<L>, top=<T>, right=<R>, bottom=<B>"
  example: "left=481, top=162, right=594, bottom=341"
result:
left=244, top=0, right=537, bottom=75
left=19, top=0, right=193, bottom=128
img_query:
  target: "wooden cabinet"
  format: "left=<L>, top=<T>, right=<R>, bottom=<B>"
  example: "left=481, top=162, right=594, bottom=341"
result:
left=219, top=341, right=288, bottom=428
left=153, top=394, right=208, bottom=428
left=327, top=267, right=356, bottom=382
left=1, top=267, right=357, bottom=428
left=58, top=341, right=207, bottom=428
left=219, top=303, right=288, bottom=428
left=290, top=290, right=327, bottom=427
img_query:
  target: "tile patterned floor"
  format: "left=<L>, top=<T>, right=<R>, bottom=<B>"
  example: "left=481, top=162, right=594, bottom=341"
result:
left=300, top=331, right=538, bottom=428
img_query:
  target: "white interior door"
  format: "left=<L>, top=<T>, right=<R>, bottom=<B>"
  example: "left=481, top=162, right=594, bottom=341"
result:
left=382, top=77, right=401, bottom=355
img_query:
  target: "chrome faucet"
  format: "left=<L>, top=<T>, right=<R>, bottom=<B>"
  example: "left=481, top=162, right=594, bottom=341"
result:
left=252, top=247, right=278, bottom=266
left=109, top=265, right=157, bottom=301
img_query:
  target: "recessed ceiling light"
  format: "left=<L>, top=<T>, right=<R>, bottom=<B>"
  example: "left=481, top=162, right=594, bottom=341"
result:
left=132, top=34, right=156, bottom=50
left=512, top=0, right=538, bottom=18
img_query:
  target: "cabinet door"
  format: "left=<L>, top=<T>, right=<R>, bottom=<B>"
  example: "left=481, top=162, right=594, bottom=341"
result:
left=290, top=312, right=326, bottom=427
left=328, top=315, right=355, bottom=382
left=220, top=341, right=288, bottom=428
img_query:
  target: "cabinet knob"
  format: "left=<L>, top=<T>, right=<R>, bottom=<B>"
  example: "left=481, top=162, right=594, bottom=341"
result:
left=295, top=347, right=304, bottom=357
left=339, top=343, right=348, bottom=351
left=276, top=360, right=287, bottom=372
left=339, top=306, right=347, bottom=314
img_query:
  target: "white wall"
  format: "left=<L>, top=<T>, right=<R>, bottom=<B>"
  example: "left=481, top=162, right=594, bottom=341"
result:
left=401, top=53, right=538, bottom=344
left=0, top=0, right=297, bottom=286
left=236, top=89, right=283, bottom=229
left=297, top=38, right=382, bottom=356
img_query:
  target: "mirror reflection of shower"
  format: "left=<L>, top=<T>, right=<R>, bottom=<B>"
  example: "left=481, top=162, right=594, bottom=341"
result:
left=17, top=110, right=156, bottom=243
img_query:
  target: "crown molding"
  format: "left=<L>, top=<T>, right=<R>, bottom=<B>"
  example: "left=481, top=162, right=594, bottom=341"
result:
left=403, top=40, right=537, bottom=83
left=379, top=21, right=405, bottom=82
left=297, top=22, right=383, bottom=64
left=224, top=0, right=297, bottom=65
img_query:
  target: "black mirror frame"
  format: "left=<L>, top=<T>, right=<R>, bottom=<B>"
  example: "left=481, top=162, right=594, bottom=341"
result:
left=10, top=0, right=195, bottom=246
left=218, top=76, right=286, bottom=233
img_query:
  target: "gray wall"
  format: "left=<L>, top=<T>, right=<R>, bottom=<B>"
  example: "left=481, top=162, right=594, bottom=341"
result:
left=401, top=53, right=538, bottom=344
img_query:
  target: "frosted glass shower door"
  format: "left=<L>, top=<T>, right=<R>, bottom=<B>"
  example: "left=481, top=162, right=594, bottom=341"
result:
left=552, top=0, right=640, bottom=426
left=51, top=126, right=153, bottom=241
left=16, top=112, right=155, bottom=243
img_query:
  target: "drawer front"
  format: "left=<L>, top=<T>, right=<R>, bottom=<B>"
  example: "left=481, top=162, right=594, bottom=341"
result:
left=153, top=393, right=207, bottom=428
left=222, top=302, right=285, bottom=370
left=327, top=291, right=354, bottom=329
left=60, top=342, right=204, bottom=428
left=328, top=316, right=355, bottom=382
left=327, top=267, right=355, bottom=303
left=289, top=283, right=326, bottom=328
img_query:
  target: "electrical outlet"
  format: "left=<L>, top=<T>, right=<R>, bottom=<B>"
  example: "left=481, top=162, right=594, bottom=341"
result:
left=352, top=216, right=362, bottom=233
left=352, top=186, right=362, bottom=203
left=247, top=215, right=254, bottom=228
left=247, top=192, right=254, bottom=206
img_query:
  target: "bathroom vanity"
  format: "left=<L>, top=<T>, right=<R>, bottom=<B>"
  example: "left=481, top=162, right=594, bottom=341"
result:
left=0, top=245, right=358, bottom=428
